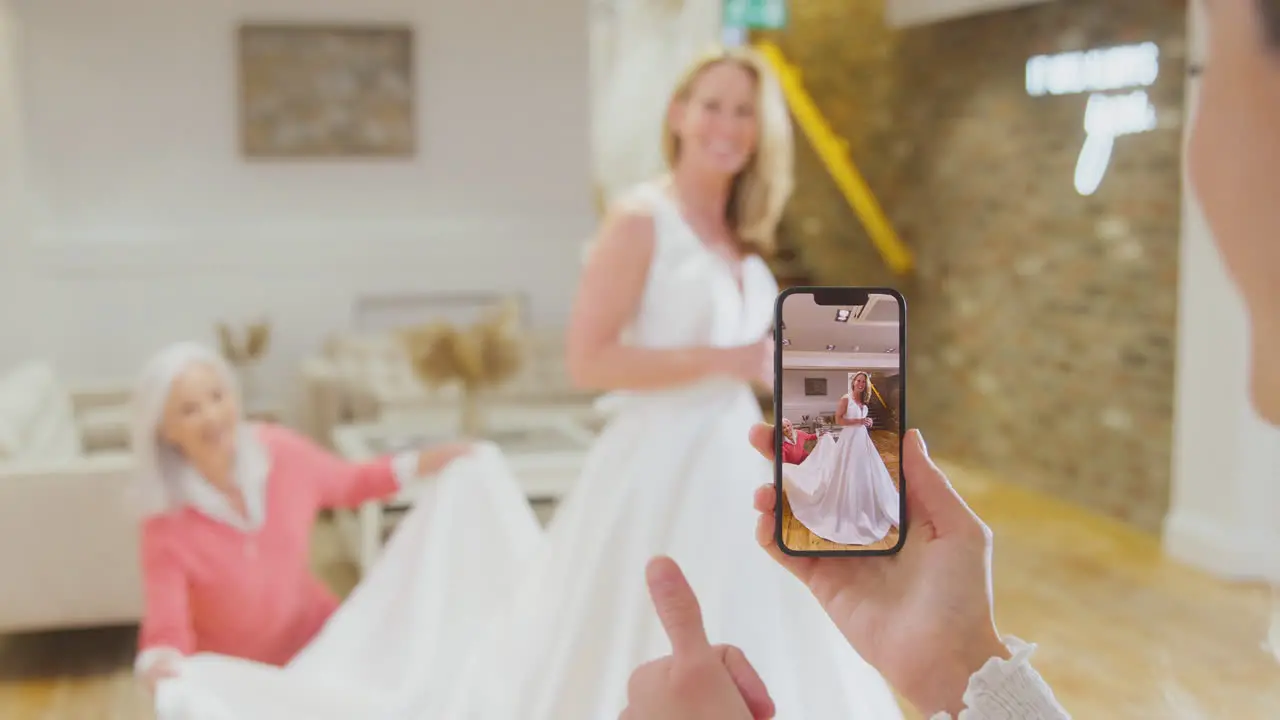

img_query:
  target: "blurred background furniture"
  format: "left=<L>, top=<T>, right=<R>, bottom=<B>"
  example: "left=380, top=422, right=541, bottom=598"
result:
left=299, top=292, right=601, bottom=448
left=0, top=361, right=141, bottom=632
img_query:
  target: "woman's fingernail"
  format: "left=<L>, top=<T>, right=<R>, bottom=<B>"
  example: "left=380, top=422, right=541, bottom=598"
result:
left=914, top=430, right=929, bottom=456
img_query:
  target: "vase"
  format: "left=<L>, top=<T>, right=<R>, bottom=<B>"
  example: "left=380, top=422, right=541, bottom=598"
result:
left=459, top=387, right=485, bottom=438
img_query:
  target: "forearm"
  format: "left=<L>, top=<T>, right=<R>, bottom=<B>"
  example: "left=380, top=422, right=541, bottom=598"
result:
left=569, top=344, right=735, bottom=392
left=138, top=526, right=195, bottom=679
left=317, top=456, right=400, bottom=508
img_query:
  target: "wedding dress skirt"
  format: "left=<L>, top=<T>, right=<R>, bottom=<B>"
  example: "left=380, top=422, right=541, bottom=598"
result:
left=783, top=425, right=901, bottom=545
left=434, top=380, right=901, bottom=719
left=154, top=382, right=902, bottom=719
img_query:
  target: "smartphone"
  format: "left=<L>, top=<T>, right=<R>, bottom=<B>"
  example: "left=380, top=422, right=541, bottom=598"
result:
left=773, top=287, right=907, bottom=556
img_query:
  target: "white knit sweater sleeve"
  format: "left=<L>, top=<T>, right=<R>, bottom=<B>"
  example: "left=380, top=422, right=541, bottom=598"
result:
left=929, top=637, right=1071, bottom=719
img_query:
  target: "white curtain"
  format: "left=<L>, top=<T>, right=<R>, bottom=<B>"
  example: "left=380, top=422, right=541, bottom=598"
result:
left=590, top=0, right=724, bottom=205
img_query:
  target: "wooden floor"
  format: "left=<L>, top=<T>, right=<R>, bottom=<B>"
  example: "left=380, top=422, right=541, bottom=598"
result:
left=3, top=467, right=1279, bottom=719
left=780, top=429, right=902, bottom=552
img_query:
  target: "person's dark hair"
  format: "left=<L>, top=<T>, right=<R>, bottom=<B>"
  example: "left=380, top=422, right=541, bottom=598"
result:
left=1261, top=0, right=1280, bottom=47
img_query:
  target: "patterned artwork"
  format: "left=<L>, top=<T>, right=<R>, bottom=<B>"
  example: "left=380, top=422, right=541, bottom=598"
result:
left=803, top=377, right=827, bottom=396
left=237, top=23, right=415, bottom=158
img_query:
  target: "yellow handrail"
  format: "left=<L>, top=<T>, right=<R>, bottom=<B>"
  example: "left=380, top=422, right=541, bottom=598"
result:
left=754, top=40, right=914, bottom=275
left=869, top=382, right=887, bottom=409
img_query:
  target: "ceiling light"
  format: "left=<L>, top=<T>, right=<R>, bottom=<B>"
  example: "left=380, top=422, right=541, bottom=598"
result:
left=826, top=344, right=836, bottom=350
left=834, top=309, right=851, bottom=322
left=781, top=338, right=791, bottom=346
left=885, top=348, right=895, bottom=353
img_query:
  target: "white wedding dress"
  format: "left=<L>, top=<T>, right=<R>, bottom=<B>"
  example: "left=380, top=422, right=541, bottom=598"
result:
left=783, top=398, right=901, bottom=545
left=152, top=182, right=902, bottom=720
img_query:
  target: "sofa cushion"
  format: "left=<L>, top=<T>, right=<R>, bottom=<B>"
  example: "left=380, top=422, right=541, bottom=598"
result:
left=0, top=362, right=84, bottom=462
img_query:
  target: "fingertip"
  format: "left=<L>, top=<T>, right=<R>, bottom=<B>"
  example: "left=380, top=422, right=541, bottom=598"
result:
left=753, top=484, right=775, bottom=512
left=748, top=423, right=775, bottom=459
left=645, top=555, right=679, bottom=587
left=902, top=429, right=919, bottom=456
left=902, top=428, right=939, bottom=475
left=755, top=512, right=785, bottom=561
left=755, top=512, right=772, bottom=547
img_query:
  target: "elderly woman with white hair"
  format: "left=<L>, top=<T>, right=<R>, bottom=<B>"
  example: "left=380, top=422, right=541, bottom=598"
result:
left=130, top=342, right=472, bottom=693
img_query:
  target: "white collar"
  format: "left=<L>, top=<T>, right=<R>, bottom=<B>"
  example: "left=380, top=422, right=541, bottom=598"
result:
left=783, top=432, right=796, bottom=444
left=178, top=424, right=272, bottom=532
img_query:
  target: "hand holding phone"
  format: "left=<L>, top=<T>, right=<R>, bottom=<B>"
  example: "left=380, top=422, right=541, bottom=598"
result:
left=772, top=287, right=907, bottom=557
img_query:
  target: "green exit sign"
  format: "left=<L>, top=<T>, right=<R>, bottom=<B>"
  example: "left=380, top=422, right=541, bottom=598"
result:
left=723, top=0, right=787, bottom=29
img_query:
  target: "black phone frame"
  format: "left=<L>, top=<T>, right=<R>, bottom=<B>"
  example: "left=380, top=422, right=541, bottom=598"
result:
left=772, top=285, right=909, bottom=558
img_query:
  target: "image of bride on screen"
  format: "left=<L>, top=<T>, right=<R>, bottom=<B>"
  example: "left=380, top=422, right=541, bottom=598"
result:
left=782, top=371, right=900, bottom=546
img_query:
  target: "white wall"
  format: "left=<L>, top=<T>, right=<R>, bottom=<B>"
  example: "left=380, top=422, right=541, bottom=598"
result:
left=0, top=0, right=36, bottom=371
left=1163, top=0, right=1280, bottom=581
left=3, top=0, right=592, bottom=411
left=781, top=370, right=849, bottom=419
left=780, top=368, right=898, bottom=420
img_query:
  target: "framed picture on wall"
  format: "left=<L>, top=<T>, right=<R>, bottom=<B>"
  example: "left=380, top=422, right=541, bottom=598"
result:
left=237, top=22, right=416, bottom=158
left=804, top=377, right=827, bottom=396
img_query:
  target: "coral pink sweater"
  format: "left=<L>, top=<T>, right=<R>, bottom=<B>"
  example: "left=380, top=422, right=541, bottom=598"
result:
left=136, top=424, right=400, bottom=668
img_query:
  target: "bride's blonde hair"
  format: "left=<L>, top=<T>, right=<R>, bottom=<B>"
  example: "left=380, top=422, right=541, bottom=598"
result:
left=661, top=46, right=794, bottom=256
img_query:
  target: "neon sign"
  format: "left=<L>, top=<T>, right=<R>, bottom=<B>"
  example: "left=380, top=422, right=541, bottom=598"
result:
left=1025, top=42, right=1160, bottom=196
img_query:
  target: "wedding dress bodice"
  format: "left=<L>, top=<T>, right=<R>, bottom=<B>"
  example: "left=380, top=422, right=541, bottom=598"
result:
left=622, top=182, right=778, bottom=351
left=844, top=398, right=869, bottom=421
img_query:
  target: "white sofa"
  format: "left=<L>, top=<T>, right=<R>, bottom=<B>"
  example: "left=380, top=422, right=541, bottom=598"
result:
left=0, top=361, right=141, bottom=633
left=299, top=328, right=602, bottom=447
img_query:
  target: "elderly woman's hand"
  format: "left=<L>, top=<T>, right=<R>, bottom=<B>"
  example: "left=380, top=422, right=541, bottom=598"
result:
left=415, top=442, right=476, bottom=476
left=141, top=656, right=181, bottom=695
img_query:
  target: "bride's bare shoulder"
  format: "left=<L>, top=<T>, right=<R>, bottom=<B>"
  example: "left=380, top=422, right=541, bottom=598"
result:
left=584, top=188, right=660, bottom=263
left=604, top=192, right=657, bottom=237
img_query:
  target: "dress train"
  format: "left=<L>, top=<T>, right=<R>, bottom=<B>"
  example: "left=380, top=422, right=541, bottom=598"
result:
left=153, top=443, right=543, bottom=720
left=782, top=409, right=900, bottom=545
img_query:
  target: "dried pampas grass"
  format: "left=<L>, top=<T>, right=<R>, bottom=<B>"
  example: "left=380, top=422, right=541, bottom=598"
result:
left=217, top=319, right=272, bottom=365
left=399, top=298, right=526, bottom=435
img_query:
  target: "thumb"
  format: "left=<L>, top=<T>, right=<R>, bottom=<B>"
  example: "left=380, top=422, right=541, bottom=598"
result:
left=718, top=645, right=775, bottom=719
left=902, top=429, right=982, bottom=533
left=646, top=556, right=711, bottom=656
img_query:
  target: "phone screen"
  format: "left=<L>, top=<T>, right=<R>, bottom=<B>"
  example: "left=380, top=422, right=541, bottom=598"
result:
left=774, top=287, right=906, bottom=556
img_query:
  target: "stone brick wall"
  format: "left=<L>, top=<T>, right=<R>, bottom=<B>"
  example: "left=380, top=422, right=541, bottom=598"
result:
left=869, top=372, right=901, bottom=432
left=758, top=1, right=1186, bottom=530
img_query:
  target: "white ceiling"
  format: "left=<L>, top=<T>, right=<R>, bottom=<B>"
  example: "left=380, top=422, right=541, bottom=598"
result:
left=779, top=292, right=901, bottom=354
